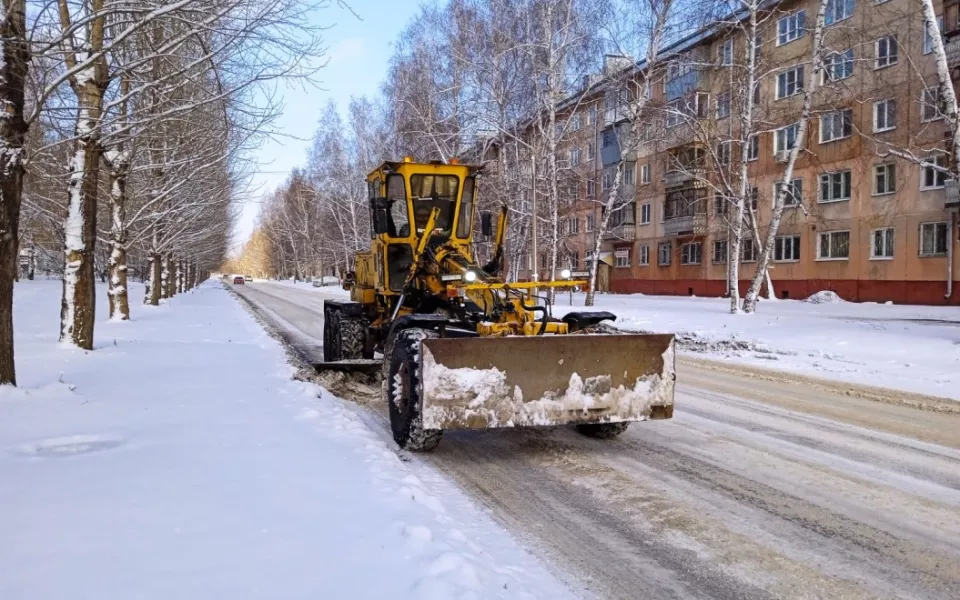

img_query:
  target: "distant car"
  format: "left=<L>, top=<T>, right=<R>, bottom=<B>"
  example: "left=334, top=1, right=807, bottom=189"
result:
left=244, top=275, right=253, bottom=282
left=312, top=280, right=323, bottom=287
left=233, top=276, right=244, bottom=285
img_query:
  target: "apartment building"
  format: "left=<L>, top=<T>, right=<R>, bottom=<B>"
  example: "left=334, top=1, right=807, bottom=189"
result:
left=512, top=0, right=960, bottom=304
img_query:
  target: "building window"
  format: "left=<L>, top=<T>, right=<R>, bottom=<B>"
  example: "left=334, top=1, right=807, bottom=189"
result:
left=777, top=10, right=806, bottom=46
left=717, top=140, right=731, bottom=165
left=713, top=240, right=728, bottom=264
left=587, top=142, right=596, bottom=159
left=923, top=16, right=944, bottom=55
left=680, top=242, right=702, bottom=265
left=741, top=239, right=757, bottom=262
left=749, top=186, right=759, bottom=211
left=640, top=202, right=651, bottom=224
left=823, top=49, right=854, bottom=82
left=602, top=170, right=613, bottom=190
left=776, top=178, right=803, bottom=206
left=776, top=66, right=804, bottom=99
left=747, top=134, right=759, bottom=161
left=825, top=0, right=854, bottom=25
left=586, top=179, right=596, bottom=197
left=820, top=170, right=852, bottom=202
left=921, top=87, right=943, bottom=122
left=641, top=163, right=651, bottom=184
left=818, top=230, right=850, bottom=260
left=614, top=248, right=630, bottom=268
left=719, top=39, right=733, bottom=65
left=638, top=244, right=650, bottom=266
left=715, top=193, right=729, bottom=216
left=874, top=163, right=896, bottom=195
left=920, top=222, right=948, bottom=256
left=874, top=99, right=896, bottom=132
left=922, top=155, right=947, bottom=189
left=624, top=161, right=636, bottom=185
left=775, top=123, right=800, bottom=154
left=560, top=220, right=567, bottom=236
left=585, top=214, right=595, bottom=232
left=658, top=241, right=672, bottom=266
left=875, top=36, right=898, bottom=68
left=871, top=228, right=895, bottom=259
left=587, top=104, right=597, bottom=125
left=570, top=148, right=580, bottom=167
left=568, top=216, right=580, bottom=234
left=716, top=91, right=731, bottom=119
left=775, top=235, right=801, bottom=261
left=820, top=109, right=852, bottom=143
left=570, top=113, right=581, bottom=131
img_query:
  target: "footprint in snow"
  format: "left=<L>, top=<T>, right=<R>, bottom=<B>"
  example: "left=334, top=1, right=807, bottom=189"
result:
left=12, top=434, right=126, bottom=458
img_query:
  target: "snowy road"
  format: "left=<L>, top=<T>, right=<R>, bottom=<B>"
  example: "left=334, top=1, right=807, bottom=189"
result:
left=233, top=281, right=960, bottom=600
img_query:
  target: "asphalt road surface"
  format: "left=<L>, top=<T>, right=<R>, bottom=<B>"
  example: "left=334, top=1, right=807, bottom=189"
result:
left=232, top=281, right=960, bottom=600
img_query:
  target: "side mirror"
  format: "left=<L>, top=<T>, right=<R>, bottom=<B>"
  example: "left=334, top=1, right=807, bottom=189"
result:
left=480, top=211, right=493, bottom=238
left=372, top=198, right=390, bottom=235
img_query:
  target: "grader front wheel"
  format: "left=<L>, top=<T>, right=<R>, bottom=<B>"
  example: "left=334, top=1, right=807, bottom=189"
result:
left=386, top=329, right=443, bottom=452
left=576, top=422, right=630, bottom=439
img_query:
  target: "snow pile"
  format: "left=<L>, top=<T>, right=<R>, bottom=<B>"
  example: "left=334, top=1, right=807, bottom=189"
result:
left=805, top=290, right=845, bottom=304
left=0, top=280, right=573, bottom=599
left=555, top=292, right=960, bottom=401
left=420, top=341, right=675, bottom=428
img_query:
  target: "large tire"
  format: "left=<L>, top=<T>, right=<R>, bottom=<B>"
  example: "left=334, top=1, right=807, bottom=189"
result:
left=385, top=328, right=443, bottom=452
left=576, top=422, right=630, bottom=439
left=323, top=304, right=365, bottom=362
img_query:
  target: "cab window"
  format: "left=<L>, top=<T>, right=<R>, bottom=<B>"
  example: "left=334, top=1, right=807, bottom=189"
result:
left=386, top=174, right=410, bottom=237
left=456, top=177, right=475, bottom=238
left=410, top=175, right=459, bottom=233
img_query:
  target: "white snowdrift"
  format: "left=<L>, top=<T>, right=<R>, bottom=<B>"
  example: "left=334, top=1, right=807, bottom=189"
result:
left=804, top=290, right=845, bottom=304
left=0, top=280, right=573, bottom=600
left=555, top=292, right=960, bottom=402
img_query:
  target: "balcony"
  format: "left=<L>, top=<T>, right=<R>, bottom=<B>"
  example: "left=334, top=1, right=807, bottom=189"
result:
left=602, top=223, right=636, bottom=241
left=662, top=169, right=706, bottom=188
left=948, top=39, right=960, bottom=68
left=946, top=179, right=960, bottom=209
left=663, top=214, right=707, bottom=237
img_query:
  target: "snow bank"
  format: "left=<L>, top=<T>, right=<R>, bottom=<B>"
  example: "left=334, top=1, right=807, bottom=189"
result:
left=0, top=280, right=572, bottom=599
left=555, top=292, right=960, bottom=401
left=804, top=290, right=845, bottom=304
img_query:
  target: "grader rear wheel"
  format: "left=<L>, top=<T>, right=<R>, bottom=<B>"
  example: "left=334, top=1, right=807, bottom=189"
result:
left=323, top=304, right=365, bottom=362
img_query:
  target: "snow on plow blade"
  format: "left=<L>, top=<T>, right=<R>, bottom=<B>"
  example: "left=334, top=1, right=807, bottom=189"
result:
left=419, top=334, right=676, bottom=430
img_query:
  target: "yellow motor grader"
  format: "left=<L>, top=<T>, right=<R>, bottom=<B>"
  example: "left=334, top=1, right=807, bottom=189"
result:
left=320, top=158, right=675, bottom=451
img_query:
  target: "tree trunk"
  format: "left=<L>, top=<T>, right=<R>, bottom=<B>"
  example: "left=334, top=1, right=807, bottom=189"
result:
left=0, top=0, right=29, bottom=385
left=60, top=115, right=102, bottom=349
left=743, top=0, right=828, bottom=313
left=147, top=253, right=162, bottom=305
left=107, top=169, right=129, bottom=321
left=160, top=254, right=171, bottom=300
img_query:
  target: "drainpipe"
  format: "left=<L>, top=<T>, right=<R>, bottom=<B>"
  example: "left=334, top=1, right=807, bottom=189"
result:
left=947, top=212, right=955, bottom=300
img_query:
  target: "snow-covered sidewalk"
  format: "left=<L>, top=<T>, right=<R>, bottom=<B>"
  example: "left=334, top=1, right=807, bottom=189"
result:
left=0, top=280, right=572, bottom=599
left=556, top=291, right=960, bottom=401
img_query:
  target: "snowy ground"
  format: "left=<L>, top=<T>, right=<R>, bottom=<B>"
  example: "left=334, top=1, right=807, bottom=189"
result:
left=552, top=291, right=960, bottom=401
left=233, top=280, right=960, bottom=599
left=0, top=280, right=573, bottom=599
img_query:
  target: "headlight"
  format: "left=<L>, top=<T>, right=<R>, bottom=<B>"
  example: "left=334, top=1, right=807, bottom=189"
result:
left=561, top=269, right=572, bottom=279
left=463, top=270, right=478, bottom=282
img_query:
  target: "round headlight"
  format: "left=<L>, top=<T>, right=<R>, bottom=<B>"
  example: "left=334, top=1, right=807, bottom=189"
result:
left=561, top=269, right=572, bottom=279
left=464, top=270, right=478, bottom=282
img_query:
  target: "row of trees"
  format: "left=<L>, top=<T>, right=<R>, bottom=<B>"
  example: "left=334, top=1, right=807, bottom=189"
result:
left=245, top=0, right=960, bottom=318
left=0, top=0, right=330, bottom=386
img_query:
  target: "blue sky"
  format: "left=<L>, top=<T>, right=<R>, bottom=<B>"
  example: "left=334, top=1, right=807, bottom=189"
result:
left=233, top=0, right=421, bottom=248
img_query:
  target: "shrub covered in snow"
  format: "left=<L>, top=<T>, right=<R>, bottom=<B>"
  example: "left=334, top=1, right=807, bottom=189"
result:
left=804, top=290, right=845, bottom=304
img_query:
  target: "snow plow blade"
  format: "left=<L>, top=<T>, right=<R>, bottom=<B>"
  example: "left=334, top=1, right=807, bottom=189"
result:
left=419, top=334, right=675, bottom=430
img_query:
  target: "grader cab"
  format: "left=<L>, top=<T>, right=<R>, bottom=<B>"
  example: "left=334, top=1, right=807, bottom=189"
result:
left=319, top=158, right=675, bottom=451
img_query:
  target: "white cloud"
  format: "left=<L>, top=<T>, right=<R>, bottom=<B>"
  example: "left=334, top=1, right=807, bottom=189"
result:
left=327, top=37, right=367, bottom=67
